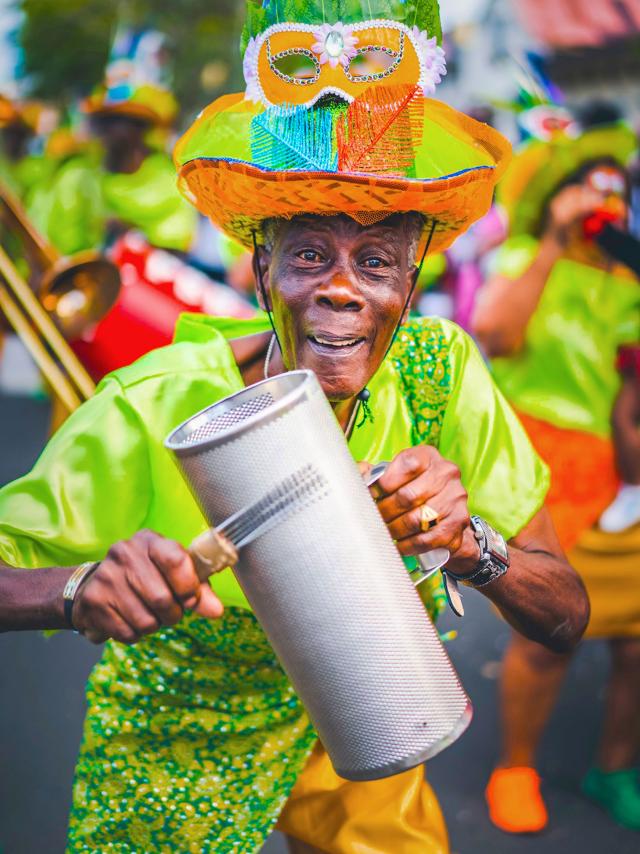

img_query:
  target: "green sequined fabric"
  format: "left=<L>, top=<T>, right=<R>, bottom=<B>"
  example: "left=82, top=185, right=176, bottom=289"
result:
left=243, top=0, right=443, bottom=51
left=390, top=317, right=453, bottom=620
left=68, top=609, right=316, bottom=853
left=67, top=318, right=453, bottom=853
left=390, top=317, right=451, bottom=451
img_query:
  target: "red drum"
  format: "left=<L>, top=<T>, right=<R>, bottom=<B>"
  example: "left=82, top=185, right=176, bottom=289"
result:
left=71, top=232, right=255, bottom=381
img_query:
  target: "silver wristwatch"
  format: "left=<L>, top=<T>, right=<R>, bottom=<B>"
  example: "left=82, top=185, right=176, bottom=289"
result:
left=446, top=516, right=510, bottom=589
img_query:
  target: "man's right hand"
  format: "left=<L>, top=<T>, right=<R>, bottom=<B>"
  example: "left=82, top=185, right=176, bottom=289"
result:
left=72, top=530, right=224, bottom=645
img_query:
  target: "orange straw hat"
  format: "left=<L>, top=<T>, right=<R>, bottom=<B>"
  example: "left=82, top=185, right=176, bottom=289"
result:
left=175, top=0, right=511, bottom=254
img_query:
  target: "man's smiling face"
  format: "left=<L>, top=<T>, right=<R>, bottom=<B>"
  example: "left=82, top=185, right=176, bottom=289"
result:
left=255, top=213, right=420, bottom=401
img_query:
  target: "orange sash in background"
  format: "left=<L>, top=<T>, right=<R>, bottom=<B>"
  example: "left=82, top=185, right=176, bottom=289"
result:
left=515, top=411, right=619, bottom=553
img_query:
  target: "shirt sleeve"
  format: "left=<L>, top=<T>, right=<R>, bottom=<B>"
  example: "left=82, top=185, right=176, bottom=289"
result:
left=0, top=375, right=151, bottom=569
left=438, top=321, right=550, bottom=540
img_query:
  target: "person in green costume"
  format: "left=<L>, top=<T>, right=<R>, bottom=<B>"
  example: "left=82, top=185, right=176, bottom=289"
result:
left=0, top=212, right=590, bottom=854
left=0, top=2, right=590, bottom=851
left=88, top=111, right=196, bottom=252
left=473, top=114, right=640, bottom=834
left=28, top=34, right=196, bottom=257
left=82, top=28, right=196, bottom=254
left=0, top=97, right=52, bottom=199
left=16, top=111, right=196, bottom=258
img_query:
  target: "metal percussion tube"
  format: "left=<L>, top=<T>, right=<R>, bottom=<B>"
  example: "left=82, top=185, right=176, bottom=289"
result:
left=166, top=370, right=471, bottom=781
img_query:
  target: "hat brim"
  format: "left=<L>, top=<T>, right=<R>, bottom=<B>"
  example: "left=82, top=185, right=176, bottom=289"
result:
left=83, top=97, right=173, bottom=128
left=176, top=94, right=511, bottom=253
left=179, top=158, right=500, bottom=254
left=500, top=125, right=638, bottom=236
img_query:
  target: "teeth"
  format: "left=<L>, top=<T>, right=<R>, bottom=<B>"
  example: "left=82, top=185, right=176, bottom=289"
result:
left=312, top=336, right=361, bottom=347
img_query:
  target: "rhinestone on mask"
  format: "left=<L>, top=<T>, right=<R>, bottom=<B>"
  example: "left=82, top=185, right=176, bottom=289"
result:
left=324, top=30, right=344, bottom=58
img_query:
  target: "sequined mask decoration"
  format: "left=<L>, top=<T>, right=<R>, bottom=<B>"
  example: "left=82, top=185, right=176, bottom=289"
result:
left=244, top=20, right=445, bottom=107
left=245, top=15, right=444, bottom=179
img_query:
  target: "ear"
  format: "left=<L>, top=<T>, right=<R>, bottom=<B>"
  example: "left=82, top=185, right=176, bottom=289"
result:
left=252, top=244, right=272, bottom=312
left=401, top=265, right=419, bottom=325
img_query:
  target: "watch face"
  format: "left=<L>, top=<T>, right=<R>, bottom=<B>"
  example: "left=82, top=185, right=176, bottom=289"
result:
left=484, top=521, right=509, bottom=565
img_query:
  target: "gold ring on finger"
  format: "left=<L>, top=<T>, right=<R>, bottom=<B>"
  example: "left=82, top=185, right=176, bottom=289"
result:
left=419, top=503, right=440, bottom=532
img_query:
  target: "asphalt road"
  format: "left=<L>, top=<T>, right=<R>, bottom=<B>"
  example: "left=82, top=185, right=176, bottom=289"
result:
left=0, top=393, right=637, bottom=854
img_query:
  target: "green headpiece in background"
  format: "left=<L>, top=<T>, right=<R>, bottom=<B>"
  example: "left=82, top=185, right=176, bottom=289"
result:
left=243, top=0, right=442, bottom=51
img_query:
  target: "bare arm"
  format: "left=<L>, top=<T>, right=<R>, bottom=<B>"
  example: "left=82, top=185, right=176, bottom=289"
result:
left=612, top=375, right=640, bottom=483
left=472, top=185, right=606, bottom=358
left=374, top=447, right=590, bottom=653
left=0, top=531, right=223, bottom=642
left=0, top=565, right=73, bottom=631
left=472, top=234, right=563, bottom=357
left=480, top=507, right=589, bottom=651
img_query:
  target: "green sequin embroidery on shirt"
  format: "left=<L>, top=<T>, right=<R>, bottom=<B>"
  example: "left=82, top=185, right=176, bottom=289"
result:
left=390, top=317, right=452, bottom=450
left=389, top=317, right=452, bottom=622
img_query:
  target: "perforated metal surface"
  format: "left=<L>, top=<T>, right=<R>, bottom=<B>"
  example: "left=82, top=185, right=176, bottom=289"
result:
left=173, top=392, right=274, bottom=446
left=167, top=371, right=471, bottom=780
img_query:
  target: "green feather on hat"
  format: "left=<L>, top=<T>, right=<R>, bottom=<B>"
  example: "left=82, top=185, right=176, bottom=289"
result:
left=243, top=0, right=442, bottom=51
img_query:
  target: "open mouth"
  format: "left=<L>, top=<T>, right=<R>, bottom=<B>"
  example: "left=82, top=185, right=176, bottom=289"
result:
left=307, top=333, right=366, bottom=355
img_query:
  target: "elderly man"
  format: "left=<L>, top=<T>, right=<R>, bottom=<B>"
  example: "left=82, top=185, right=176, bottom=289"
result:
left=0, top=1, right=589, bottom=851
left=0, top=208, right=588, bottom=852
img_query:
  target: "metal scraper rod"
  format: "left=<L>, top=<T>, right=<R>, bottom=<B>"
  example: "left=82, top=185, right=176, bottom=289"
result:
left=217, top=463, right=329, bottom=548
left=188, top=464, right=330, bottom=581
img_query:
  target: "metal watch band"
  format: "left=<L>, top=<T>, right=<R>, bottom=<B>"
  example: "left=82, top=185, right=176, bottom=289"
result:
left=445, top=516, right=509, bottom=589
left=63, top=561, right=100, bottom=629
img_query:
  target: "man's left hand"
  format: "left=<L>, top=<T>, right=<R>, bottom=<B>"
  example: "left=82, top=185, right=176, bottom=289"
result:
left=370, top=446, right=480, bottom=576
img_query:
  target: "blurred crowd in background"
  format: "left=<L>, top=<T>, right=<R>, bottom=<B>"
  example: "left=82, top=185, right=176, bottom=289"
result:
left=1, top=0, right=640, bottom=848
left=0, top=0, right=638, bottom=396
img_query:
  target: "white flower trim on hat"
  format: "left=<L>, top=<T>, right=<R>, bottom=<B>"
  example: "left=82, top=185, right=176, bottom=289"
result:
left=243, top=18, right=447, bottom=108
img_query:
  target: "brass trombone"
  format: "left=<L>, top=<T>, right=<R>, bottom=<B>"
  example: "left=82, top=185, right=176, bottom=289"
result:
left=0, top=180, right=121, bottom=416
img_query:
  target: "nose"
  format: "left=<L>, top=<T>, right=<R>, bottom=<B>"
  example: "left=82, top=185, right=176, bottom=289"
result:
left=316, top=272, right=364, bottom=312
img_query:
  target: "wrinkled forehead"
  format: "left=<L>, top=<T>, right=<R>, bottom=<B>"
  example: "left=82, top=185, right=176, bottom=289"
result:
left=266, top=212, right=414, bottom=247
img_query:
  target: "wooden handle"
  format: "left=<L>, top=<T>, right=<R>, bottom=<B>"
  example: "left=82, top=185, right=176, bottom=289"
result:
left=188, top=529, right=239, bottom=583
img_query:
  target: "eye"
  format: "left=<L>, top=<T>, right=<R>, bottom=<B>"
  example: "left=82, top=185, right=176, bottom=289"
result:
left=297, top=249, right=324, bottom=263
left=361, top=256, right=387, bottom=269
left=268, top=44, right=320, bottom=84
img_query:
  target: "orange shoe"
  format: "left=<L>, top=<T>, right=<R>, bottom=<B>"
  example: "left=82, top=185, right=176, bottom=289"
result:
left=485, top=766, right=548, bottom=833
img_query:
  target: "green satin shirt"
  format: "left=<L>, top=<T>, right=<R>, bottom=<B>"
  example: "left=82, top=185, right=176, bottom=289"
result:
left=490, top=235, right=640, bottom=438
left=0, top=314, right=549, bottom=610
left=25, top=151, right=196, bottom=255
left=100, top=152, right=196, bottom=252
